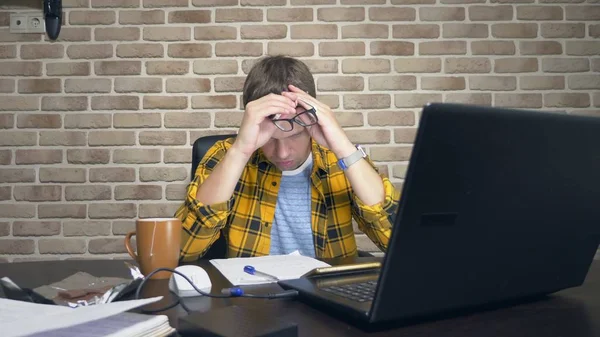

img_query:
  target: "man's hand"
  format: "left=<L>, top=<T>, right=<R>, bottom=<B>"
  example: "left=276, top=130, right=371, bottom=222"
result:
left=282, top=84, right=356, bottom=158
left=194, top=93, right=296, bottom=205
left=232, top=93, right=297, bottom=158
left=284, top=84, right=385, bottom=206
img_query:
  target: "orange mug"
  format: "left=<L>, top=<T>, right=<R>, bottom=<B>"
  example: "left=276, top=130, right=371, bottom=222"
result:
left=125, top=218, right=182, bottom=279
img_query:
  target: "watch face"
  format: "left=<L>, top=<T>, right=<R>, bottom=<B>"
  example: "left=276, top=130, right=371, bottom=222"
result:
left=357, top=145, right=367, bottom=157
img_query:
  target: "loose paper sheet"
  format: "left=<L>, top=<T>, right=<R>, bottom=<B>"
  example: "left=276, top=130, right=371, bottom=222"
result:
left=210, top=251, right=331, bottom=286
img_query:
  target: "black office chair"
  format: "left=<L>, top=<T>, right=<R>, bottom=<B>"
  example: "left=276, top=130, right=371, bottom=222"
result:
left=191, top=134, right=236, bottom=180
left=190, top=134, right=374, bottom=259
left=190, top=134, right=236, bottom=260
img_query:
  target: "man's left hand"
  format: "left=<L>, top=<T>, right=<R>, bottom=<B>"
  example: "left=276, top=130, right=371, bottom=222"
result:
left=282, top=84, right=357, bottom=159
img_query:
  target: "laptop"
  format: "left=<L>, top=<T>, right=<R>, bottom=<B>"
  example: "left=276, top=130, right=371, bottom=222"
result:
left=278, top=102, right=600, bottom=325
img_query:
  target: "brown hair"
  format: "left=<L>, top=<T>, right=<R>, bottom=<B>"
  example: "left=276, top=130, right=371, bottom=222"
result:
left=242, top=55, right=316, bottom=107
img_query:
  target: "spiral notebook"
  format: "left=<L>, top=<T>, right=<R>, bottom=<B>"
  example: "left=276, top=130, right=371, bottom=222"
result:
left=0, top=296, right=175, bottom=337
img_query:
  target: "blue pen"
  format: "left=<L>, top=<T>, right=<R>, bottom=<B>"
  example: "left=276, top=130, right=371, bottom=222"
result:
left=244, top=265, right=279, bottom=281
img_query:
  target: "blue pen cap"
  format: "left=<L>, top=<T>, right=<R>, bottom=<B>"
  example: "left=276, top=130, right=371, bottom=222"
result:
left=221, top=287, right=244, bottom=297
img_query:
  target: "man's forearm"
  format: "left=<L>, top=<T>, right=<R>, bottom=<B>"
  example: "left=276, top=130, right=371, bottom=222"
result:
left=344, top=160, right=385, bottom=206
left=195, top=146, right=250, bottom=205
left=335, top=143, right=385, bottom=206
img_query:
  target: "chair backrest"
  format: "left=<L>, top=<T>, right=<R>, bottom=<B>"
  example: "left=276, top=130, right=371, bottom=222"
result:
left=191, top=134, right=236, bottom=179
left=189, top=134, right=235, bottom=260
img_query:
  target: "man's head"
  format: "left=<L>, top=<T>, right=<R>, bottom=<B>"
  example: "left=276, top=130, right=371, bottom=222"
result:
left=243, top=56, right=316, bottom=171
left=242, top=55, right=316, bottom=106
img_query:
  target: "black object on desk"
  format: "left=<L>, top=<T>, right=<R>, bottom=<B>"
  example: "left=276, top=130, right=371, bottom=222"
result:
left=178, top=305, right=298, bottom=337
left=0, top=277, right=55, bottom=305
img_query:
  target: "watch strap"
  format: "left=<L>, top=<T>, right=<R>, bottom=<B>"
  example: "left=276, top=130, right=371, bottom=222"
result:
left=337, top=145, right=366, bottom=170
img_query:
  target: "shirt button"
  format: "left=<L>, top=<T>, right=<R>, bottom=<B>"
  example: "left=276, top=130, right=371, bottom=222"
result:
left=271, top=181, right=277, bottom=186
left=264, top=222, right=270, bottom=227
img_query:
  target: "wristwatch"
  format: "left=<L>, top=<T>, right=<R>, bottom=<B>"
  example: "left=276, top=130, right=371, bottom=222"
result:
left=337, top=145, right=367, bottom=170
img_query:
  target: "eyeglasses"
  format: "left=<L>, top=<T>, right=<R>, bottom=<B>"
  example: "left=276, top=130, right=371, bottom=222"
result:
left=271, top=100, right=318, bottom=132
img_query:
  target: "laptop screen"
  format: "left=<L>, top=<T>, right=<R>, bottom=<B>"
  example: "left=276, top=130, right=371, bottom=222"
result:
left=370, top=103, right=600, bottom=323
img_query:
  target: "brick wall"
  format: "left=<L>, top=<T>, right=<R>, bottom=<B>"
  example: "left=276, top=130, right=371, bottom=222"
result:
left=0, top=0, right=598, bottom=262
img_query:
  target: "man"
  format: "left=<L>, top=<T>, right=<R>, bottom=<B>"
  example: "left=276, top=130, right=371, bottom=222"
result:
left=176, top=55, right=400, bottom=262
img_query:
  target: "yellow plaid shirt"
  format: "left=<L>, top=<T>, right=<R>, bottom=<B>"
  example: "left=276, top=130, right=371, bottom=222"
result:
left=176, top=138, right=401, bottom=262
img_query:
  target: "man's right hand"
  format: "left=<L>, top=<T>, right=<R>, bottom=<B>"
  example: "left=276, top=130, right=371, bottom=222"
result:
left=232, top=93, right=297, bottom=157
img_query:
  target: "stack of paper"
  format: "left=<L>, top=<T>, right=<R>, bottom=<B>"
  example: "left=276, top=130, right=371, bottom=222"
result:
left=0, top=297, right=175, bottom=337
left=210, top=251, right=331, bottom=286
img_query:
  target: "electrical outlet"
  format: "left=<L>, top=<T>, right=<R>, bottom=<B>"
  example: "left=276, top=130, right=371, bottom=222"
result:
left=10, top=13, right=45, bottom=34
left=10, top=14, right=27, bottom=33
left=28, top=15, right=45, bottom=33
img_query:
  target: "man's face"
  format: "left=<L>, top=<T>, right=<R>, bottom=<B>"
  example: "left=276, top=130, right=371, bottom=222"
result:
left=261, top=106, right=312, bottom=171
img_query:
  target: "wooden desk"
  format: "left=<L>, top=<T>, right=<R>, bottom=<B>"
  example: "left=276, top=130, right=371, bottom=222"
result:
left=2, top=258, right=600, bottom=336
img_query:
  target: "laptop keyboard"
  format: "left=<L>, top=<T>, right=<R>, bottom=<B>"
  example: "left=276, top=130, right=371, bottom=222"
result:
left=320, top=280, right=377, bottom=303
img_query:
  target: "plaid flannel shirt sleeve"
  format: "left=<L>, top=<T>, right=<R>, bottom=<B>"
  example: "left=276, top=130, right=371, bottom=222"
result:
left=350, top=156, right=401, bottom=252
left=175, top=140, right=234, bottom=262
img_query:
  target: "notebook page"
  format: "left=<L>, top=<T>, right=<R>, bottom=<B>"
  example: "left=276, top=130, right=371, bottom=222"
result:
left=210, top=251, right=331, bottom=286
left=26, top=312, right=175, bottom=337
left=2, top=296, right=163, bottom=337
left=0, top=298, right=70, bottom=324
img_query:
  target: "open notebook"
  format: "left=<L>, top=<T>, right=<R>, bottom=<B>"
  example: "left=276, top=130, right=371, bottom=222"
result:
left=27, top=312, right=174, bottom=337
left=1, top=296, right=175, bottom=337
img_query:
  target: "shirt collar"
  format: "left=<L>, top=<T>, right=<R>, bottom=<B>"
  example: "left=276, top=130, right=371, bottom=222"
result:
left=254, top=138, right=328, bottom=175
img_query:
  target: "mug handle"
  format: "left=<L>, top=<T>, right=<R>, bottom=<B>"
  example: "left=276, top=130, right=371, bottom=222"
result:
left=125, top=231, right=138, bottom=262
